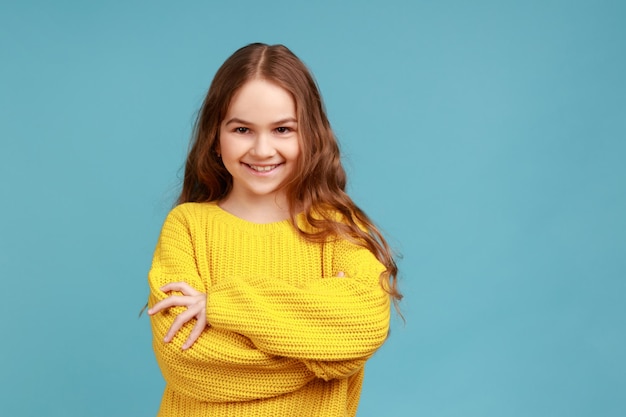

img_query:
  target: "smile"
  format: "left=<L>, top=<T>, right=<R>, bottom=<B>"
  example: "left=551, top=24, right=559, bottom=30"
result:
left=246, top=163, right=280, bottom=172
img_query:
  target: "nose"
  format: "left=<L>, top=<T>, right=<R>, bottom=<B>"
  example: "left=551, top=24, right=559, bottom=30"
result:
left=250, top=132, right=275, bottom=158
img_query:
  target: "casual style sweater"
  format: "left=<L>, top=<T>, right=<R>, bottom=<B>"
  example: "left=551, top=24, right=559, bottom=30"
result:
left=148, top=202, right=391, bottom=417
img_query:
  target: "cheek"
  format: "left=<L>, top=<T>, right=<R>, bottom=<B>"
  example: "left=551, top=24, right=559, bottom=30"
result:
left=218, top=134, right=238, bottom=158
left=290, top=146, right=300, bottom=161
left=289, top=137, right=302, bottom=160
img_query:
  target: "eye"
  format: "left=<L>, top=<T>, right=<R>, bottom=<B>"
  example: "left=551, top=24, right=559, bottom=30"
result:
left=234, top=127, right=249, bottom=134
left=275, top=126, right=292, bottom=134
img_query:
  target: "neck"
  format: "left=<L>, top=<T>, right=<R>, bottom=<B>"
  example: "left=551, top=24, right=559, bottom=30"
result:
left=218, top=192, right=291, bottom=224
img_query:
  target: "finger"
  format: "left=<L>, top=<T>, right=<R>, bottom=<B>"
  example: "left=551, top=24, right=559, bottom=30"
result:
left=182, top=316, right=207, bottom=350
left=160, top=282, right=201, bottom=296
left=336, top=271, right=345, bottom=277
left=148, top=295, right=193, bottom=315
left=163, top=306, right=199, bottom=342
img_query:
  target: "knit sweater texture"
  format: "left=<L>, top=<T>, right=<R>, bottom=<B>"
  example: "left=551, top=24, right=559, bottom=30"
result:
left=148, top=202, right=391, bottom=417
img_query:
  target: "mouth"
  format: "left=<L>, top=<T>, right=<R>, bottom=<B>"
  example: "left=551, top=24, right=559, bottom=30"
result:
left=244, top=163, right=282, bottom=173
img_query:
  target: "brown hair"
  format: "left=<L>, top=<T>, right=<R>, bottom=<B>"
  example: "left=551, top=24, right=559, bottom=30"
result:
left=179, top=43, right=402, bottom=309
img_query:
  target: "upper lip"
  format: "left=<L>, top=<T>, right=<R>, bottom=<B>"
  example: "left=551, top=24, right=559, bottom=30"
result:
left=245, top=162, right=282, bottom=167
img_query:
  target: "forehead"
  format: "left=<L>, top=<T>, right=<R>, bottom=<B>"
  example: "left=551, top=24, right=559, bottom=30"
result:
left=225, top=79, right=296, bottom=121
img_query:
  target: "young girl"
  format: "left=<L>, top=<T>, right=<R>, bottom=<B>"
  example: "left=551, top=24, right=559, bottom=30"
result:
left=147, top=43, right=402, bottom=417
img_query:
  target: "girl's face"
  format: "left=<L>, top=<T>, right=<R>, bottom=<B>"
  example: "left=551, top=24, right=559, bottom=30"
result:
left=218, top=79, right=300, bottom=206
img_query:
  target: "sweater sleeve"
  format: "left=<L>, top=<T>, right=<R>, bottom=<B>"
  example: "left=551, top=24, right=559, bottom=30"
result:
left=148, top=208, right=315, bottom=402
left=206, top=238, right=391, bottom=380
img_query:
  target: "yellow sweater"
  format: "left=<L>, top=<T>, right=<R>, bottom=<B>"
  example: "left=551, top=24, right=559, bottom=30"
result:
left=148, top=202, right=391, bottom=417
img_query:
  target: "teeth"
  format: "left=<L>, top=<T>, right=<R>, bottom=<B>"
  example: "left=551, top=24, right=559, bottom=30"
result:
left=249, top=164, right=277, bottom=172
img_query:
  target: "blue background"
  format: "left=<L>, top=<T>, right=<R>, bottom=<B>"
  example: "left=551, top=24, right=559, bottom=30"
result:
left=1, top=0, right=624, bottom=416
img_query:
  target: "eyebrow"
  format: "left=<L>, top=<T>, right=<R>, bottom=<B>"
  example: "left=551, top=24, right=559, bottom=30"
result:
left=224, top=117, right=298, bottom=126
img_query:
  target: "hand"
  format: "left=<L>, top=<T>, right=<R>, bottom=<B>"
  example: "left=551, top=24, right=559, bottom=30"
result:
left=336, top=271, right=345, bottom=277
left=148, top=282, right=208, bottom=350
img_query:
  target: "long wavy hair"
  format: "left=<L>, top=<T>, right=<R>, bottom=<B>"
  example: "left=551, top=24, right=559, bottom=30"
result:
left=179, top=43, right=402, bottom=309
